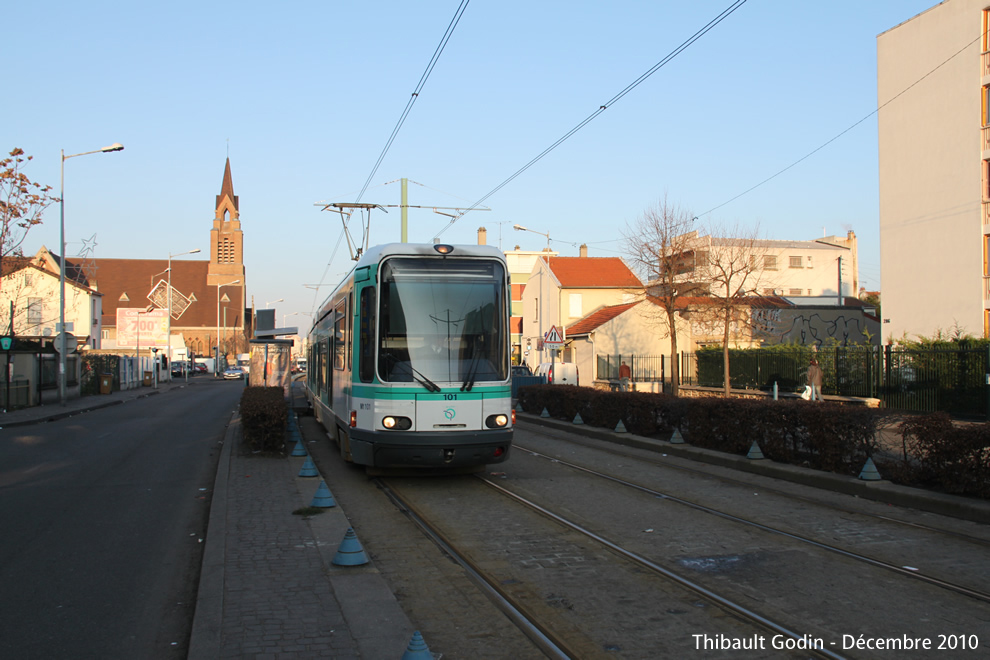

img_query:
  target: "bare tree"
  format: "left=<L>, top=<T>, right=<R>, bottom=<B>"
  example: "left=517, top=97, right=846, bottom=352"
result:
left=622, top=195, right=701, bottom=396
left=697, top=222, right=775, bottom=396
left=1, top=149, right=57, bottom=284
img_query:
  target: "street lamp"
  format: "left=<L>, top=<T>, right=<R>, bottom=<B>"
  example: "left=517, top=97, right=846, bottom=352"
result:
left=59, top=142, right=124, bottom=405
left=216, top=279, right=240, bottom=376
left=265, top=298, right=283, bottom=308
left=512, top=224, right=551, bottom=250
left=167, top=248, right=201, bottom=379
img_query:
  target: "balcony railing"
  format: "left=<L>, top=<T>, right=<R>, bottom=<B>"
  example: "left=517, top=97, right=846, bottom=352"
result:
left=984, top=275, right=990, bottom=302
left=983, top=50, right=990, bottom=78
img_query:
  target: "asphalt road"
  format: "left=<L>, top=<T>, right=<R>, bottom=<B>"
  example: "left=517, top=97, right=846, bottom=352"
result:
left=0, top=379, right=243, bottom=660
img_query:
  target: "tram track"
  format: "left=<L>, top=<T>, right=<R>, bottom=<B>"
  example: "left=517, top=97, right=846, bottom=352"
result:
left=378, top=474, right=851, bottom=660
left=514, top=443, right=990, bottom=605
left=517, top=422, right=990, bottom=547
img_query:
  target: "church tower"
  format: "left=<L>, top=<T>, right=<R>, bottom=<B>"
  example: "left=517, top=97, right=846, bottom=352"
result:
left=208, top=158, right=246, bottom=287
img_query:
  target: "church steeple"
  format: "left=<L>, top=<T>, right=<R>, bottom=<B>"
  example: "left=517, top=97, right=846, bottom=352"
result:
left=208, top=158, right=245, bottom=287
left=215, top=157, right=239, bottom=217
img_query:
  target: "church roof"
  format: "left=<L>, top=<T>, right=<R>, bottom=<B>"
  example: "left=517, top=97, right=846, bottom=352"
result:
left=89, top=258, right=245, bottom=329
left=216, top=157, right=238, bottom=211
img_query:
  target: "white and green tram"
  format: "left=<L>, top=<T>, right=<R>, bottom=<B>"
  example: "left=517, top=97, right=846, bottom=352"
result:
left=306, top=242, right=514, bottom=471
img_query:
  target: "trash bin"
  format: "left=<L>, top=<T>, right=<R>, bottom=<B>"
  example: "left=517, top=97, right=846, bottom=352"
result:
left=100, top=374, right=113, bottom=395
left=143, top=371, right=153, bottom=386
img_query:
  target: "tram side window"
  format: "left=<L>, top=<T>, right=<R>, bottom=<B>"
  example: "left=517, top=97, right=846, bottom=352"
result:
left=359, top=287, right=375, bottom=382
left=333, top=300, right=346, bottom=370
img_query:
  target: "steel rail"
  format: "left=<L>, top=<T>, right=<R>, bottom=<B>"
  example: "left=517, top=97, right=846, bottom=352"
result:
left=517, top=422, right=990, bottom=547
left=516, top=443, right=990, bottom=605
left=373, top=478, right=576, bottom=660
left=477, top=475, right=850, bottom=660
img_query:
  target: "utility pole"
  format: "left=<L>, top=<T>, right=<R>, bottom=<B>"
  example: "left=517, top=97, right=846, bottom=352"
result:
left=401, top=178, right=409, bottom=243
left=837, top=256, right=843, bottom=306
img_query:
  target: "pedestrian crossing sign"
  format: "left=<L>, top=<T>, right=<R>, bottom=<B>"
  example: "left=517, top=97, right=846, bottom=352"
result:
left=544, top=325, right=564, bottom=347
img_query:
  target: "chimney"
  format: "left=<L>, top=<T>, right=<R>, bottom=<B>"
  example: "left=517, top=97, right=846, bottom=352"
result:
left=579, top=244, right=588, bottom=258
left=477, top=227, right=487, bottom=245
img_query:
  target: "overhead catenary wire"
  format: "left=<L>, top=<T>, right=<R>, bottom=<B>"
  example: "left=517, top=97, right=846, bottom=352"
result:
left=355, top=0, right=471, bottom=203
left=432, top=0, right=749, bottom=240
left=695, top=24, right=989, bottom=220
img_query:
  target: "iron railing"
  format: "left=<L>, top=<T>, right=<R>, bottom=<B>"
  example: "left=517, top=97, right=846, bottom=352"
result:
left=599, top=346, right=990, bottom=417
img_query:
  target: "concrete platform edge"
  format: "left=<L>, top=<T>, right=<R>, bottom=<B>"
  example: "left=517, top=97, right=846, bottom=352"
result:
left=518, top=413, right=990, bottom=524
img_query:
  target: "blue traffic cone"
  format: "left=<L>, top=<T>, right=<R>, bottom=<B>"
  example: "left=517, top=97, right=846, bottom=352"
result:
left=291, top=438, right=307, bottom=456
left=670, top=428, right=685, bottom=444
left=614, top=419, right=627, bottom=433
left=747, top=441, right=765, bottom=460
left=332, top=528, right=369, bottom=566
left=298, top=456, right=318, bottom=477
left=573, top=412, right=584, bottom=424
left=310, top=480, right=336, bottom=508
left=858, top=456, right=882, bottom=481
left=401, top=631, right=432, bottom=659
left=540, top=407, right=550, bottom=418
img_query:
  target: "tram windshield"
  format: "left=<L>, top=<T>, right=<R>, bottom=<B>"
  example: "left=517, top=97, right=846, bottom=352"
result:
left=378, top=257, right=508, bottom=387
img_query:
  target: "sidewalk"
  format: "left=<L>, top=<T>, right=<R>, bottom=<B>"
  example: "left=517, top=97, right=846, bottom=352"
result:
left=188, top=386, right=416, bottom=659
left=0, top=378, right=187, bottom=428
left=2, top=379, right=419, bottom=658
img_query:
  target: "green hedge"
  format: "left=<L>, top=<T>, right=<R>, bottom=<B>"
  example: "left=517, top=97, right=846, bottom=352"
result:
left=240, top=386, right=288, bottom=452
left=883, top=413, right=990, bottom=499
left=519, top=384, right=990, bottom=498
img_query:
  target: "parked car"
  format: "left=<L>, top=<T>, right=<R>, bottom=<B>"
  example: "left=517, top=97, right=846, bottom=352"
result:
left=223, top=367, right=245, bottom=380
left=535, top=362, right=579, bottom=386
left=193, top=363, right=208, bottom=374
left=511, top=364, right=532, bottom=377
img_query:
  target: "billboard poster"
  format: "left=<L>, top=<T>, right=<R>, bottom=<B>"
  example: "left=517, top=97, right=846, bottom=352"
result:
left=116, top=308, right=169, bottom=349
left=249, top=341, right=293, bottom=396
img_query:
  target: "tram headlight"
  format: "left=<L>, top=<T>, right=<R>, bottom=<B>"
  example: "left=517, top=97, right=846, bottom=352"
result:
left=486, top=413, right=509, bottom=428
left=433, top=244, right=454, bottom=255
left=382, top=416, right=412, bottom=430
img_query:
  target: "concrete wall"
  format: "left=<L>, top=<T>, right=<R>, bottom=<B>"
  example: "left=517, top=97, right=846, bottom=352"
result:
left=878, top=0, right=984, bottom=340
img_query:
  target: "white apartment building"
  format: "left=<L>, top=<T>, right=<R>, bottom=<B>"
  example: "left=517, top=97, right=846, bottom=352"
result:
left=665, top=231, right=858, bottom=299
left=878, top=0, right=987, bottom=340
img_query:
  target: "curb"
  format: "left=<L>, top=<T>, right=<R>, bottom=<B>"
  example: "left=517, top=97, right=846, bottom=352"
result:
left=517, top=413, right=990, bottom=524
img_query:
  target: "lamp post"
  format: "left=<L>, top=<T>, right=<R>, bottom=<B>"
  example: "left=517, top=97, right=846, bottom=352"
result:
left=216, top=279, right=240, bottom=376
left=265, top=298, right=283, bottom=308
left=513, top=224, right=552, bottom=366
left=512, top=224, right=551, bottom=250
left=167, top=248, right=201, bottom=380
left=59, top=142, right=124, bottom=405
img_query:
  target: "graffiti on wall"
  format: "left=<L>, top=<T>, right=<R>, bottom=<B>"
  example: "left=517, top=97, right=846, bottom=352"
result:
left=751, top=308, right=879, bottom=347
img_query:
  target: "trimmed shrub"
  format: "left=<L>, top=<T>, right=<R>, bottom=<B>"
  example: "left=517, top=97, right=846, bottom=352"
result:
left=894, top=413, right=990, bottom=498
left=240, top=386, right=288, bottom=452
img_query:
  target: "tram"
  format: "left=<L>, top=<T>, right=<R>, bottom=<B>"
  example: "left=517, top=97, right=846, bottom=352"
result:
left=305, top=242, right=513, bottom=471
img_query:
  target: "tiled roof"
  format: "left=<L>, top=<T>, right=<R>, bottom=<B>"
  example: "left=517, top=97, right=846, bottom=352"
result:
left=91, top=258, right=245, bottom=329
left=565, top=301, right=640, bottom=336
left=546, top=257, right=641, bottom=288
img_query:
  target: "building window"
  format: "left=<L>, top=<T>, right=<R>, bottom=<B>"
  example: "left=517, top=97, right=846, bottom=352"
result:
left=27, top=297, right=42, bottom=329
left=984, top=86, right=990, bottom=127
left=569, top=293, right=582, bottom=318
left=764, top=255, right=777, bottom=270
left=789, top=256, right=803, bottom=269
left=218, top=237, right=235, bottom=264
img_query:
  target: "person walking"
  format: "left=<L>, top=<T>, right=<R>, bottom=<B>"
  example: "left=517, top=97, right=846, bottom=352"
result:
left=619, top=361, right=631, bottom=392
left=806, top=358, right=824, bottom=402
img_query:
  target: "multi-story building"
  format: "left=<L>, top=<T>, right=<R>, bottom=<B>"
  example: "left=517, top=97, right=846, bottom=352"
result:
left=662, top=231, right=858, bottom=299
left=878, top=0, right=986, bottom=340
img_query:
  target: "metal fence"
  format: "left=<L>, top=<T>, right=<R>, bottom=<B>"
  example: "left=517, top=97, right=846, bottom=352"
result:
left=599, top=346, right=990, bottom=417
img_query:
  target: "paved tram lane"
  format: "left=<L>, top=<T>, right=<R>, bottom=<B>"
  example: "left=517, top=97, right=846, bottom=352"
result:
left=0, top=380, right=243, bottom=660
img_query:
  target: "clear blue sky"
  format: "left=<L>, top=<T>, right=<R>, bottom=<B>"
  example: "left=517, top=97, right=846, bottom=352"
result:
left=7, top=1, right=940, bottom=326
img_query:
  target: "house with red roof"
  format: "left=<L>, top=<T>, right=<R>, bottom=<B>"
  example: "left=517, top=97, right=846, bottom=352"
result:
left=520, top=248, right=643, bottom=372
